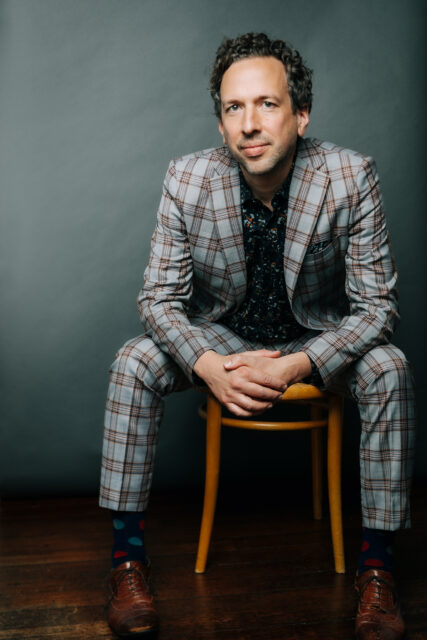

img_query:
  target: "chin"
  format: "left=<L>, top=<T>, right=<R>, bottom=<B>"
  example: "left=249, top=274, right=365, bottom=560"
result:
left=241, top=160, right=277, bottom=176
left=244, top=167, right=272, bottom=176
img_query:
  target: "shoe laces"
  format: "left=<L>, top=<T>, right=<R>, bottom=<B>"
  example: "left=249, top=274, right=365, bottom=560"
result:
left=359, top=574, right=396, bottom=614
left=113, top=566, right=146, bottom=597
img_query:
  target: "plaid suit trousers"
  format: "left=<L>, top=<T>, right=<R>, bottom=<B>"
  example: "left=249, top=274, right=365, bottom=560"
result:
left=99, top=322, right=415, bottom=530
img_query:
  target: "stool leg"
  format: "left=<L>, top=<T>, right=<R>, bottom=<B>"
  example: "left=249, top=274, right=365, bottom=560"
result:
left=327, top=394, right=345, bottom=574
left=311, top=405, right=323, bottom=520
left=195, top=394, right=222, bottom=573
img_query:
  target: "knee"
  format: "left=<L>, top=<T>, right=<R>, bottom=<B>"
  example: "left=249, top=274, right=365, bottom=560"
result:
left=357, top=344, right=414, bottom=393
left=110, top=336, right=157, bottom=382
left=109, top=335, right=184, bottom=394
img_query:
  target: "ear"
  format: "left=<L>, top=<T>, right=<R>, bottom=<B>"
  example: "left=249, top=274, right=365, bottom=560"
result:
left=296, top=106, right=310, bottom=137
left=218, top=119, right=226, bottom=143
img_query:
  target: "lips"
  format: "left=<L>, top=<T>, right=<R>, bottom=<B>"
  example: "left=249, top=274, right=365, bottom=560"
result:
left=241, top=143, right=269, bottom=157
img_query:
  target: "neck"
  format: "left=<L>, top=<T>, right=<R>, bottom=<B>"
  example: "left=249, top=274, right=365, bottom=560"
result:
left=241, top=147, right=296, bottom=210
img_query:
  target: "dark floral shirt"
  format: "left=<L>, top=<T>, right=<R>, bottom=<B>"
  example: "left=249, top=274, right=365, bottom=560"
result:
left=224, top=164, right=307, bottom=344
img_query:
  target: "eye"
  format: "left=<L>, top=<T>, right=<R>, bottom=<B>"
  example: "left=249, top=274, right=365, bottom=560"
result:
left=263, top=100, right=275, bottom=108
left=226, top=104, right=240, bottom=113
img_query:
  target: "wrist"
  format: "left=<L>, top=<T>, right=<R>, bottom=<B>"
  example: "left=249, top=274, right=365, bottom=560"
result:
left=296, top=351, right=313, bottom=380
left=278, top=352, right=312, bottom=384
left=193, top=350, right=222, bottom=382
left=305, top=355, right=323, bottom=386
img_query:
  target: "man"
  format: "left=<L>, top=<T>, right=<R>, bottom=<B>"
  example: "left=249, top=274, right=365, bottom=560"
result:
left=100, top=33, right=415, bottom=639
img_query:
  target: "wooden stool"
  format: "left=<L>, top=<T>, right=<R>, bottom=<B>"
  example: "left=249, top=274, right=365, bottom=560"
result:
left=195, top=383, right=345, bottom=574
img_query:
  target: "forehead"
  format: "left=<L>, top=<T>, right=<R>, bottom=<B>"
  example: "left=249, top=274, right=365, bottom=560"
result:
left=220, top=56, right=289, bottom=99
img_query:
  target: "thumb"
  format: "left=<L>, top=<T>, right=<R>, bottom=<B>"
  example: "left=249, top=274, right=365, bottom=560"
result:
left=256, top=349, right=281, bottom=358
left=223, top=355, right=243, bottom=370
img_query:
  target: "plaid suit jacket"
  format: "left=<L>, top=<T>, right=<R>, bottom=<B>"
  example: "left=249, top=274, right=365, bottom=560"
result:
left=138, top=137, right=399, bottom=387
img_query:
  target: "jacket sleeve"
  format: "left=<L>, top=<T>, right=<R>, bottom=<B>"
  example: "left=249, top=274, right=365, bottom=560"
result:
left=302, top=157, right=399, bottom=387
left=137, top=160, right=215, bottom=380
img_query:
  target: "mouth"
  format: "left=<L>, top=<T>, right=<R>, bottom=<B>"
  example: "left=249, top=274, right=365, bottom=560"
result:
left=240, top=143, right=269, bottom=157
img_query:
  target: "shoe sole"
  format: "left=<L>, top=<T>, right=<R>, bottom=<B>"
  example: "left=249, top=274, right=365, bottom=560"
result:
left=109, top=624, right=158, bottom=638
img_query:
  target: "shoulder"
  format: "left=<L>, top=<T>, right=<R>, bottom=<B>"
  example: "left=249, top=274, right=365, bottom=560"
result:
left=300, top=137, right=376, bottom=177
left=300, top=139, right=381, bottom=204
left=168, top=146, right=237, bottom=181
left=161, top=146, right=238, bottom=206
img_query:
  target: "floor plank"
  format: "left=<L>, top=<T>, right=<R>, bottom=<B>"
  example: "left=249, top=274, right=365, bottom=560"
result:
left=1, top=480, right=426, bottom=639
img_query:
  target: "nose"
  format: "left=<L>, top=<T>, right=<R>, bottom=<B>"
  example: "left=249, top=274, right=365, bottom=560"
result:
left=241, top=106, right=261, bottom=136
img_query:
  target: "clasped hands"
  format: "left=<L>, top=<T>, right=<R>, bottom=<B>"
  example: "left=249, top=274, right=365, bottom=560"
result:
left=193, top=348, right=312, bottom=417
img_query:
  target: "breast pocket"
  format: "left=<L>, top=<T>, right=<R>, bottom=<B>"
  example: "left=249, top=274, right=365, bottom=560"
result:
left=297, top=236, right=347, bottom=312
left=302, top=236, right=345, bottom=274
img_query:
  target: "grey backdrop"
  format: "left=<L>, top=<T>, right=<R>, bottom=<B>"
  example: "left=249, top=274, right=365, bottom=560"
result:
left=1, top=0, right=426, bottom=497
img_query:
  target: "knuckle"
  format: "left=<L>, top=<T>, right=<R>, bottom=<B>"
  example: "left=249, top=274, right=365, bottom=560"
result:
left=238, top=367, right=249, bottom=380
left=224, top=390, right=234, bottom=403
left=229, top=373, right=239, bottom=387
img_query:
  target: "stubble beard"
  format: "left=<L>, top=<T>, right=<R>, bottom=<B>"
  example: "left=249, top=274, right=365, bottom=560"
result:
left=236, top=144, right=293, bottom=178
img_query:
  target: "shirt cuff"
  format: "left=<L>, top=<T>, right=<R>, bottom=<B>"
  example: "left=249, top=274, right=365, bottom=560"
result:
left=305, top=355, right=323, bottom=387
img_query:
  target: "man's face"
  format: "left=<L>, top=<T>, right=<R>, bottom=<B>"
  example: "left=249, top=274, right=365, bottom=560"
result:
left=218, top=56, right=309, bottom=178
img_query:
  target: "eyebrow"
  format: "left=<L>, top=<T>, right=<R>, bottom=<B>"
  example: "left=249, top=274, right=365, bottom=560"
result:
left=222, top=94, right=281, bottom=106
left=257, top=94, right=281, bottom=102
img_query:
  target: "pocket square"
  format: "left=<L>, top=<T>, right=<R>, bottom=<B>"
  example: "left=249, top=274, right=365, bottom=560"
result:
left=307, top=240, right=331, bottom=255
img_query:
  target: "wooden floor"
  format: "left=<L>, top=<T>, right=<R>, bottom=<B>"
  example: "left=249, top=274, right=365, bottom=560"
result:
left=1, top=480, right=427, bottom=640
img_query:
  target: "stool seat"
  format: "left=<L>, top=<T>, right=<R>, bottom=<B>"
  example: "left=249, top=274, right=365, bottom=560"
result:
left=195, top=383, right=345, bottom=575
left=281, top=381, right=327, bottom=399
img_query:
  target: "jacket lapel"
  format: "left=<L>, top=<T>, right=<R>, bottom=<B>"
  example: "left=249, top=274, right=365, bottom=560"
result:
left=207, top=141, right=330, bottom=304
left=284, top=141, right=330, bottom=301
left=210, top=154, right=246, bottom=301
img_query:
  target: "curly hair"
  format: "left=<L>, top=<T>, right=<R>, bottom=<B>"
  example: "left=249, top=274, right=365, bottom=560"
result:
left=209, top=32, right=313, bottom=118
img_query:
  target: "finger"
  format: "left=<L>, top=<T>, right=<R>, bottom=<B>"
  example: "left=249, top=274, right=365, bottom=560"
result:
left=236, top=368, right=287, bottom=393
left=252, top=349, right=281, bottom=358
left=226, top=403, right=273, bottom=417
left=225, top=402, right=254, bottom=417
left=226, top=367, right=286, bottom=395
left=234, top=381, right=285, bottom=400
left=238, top=349, right=281, bottom=358
left=254, top=368, right=286, bottom=391
left=226, top=395, right=274, bottom=416
left=224, top=350, right=282, bottom=370
left=228, top=371, right=285, bottom=397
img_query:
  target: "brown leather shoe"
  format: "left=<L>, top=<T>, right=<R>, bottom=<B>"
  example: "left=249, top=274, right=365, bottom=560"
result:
left=355, top=569, right=405, bottom=640
left=108, top=560, right=158, bottom=637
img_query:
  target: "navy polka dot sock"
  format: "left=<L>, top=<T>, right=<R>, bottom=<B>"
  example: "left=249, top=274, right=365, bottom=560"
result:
left=357, top=527, right=394, bottom=576
left=111, top=511, right=147, bottom=568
